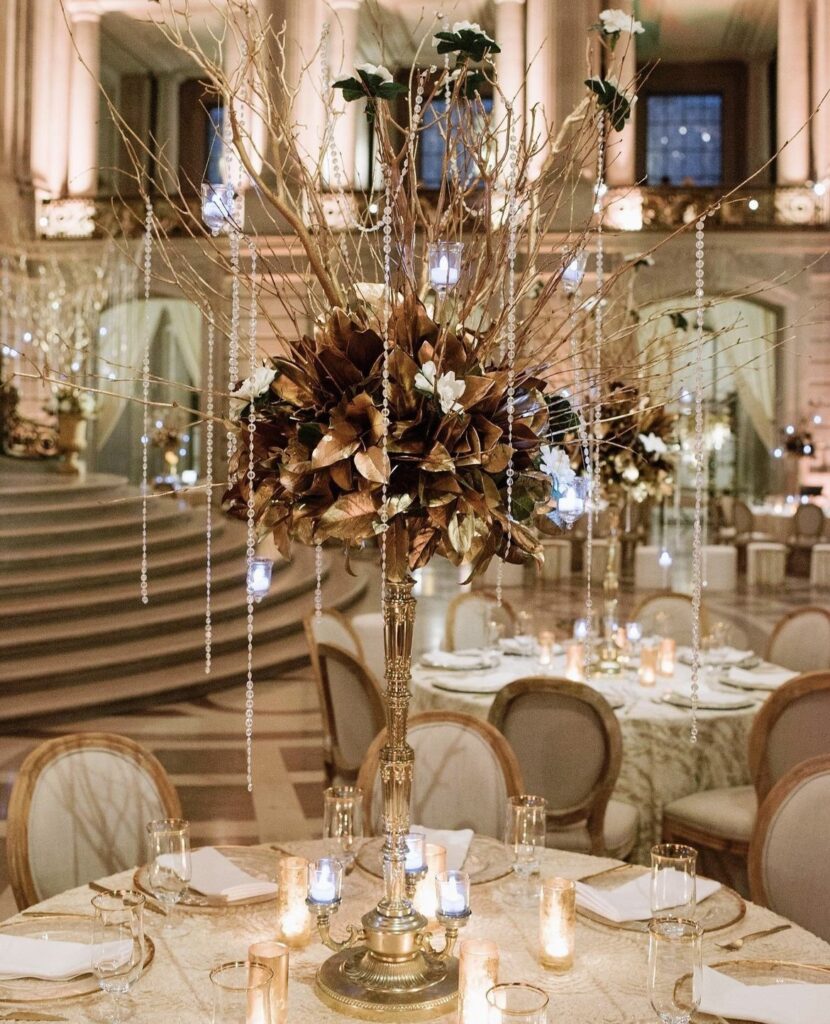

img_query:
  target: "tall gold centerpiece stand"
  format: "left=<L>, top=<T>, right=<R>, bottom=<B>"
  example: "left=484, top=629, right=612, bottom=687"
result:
left=310, top=577, right=470, bottom=1020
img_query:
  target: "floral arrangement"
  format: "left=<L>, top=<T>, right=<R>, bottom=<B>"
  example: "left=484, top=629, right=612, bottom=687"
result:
left=45, top=388, right=96, bottom=418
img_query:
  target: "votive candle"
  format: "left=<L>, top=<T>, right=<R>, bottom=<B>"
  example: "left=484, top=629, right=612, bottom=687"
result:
left=307, top=857, right=342, bottom=906
left=539, top=876, right=576, bottom=972
left=276, top=856, right=311, bottom=947
left=412, top=843, right=446, bottom=920
left=537, top=630, right=555, bottom=669
left=458, top=939, right=499, bottom=1024
left=639, top=644, right=658, bottom=687
left=248, top=941, right=289, bottom=1024
left=565, top=642, right=585, bottom=682
left=658, top=637, right=676, bottom=676
left=435, top=870, right=469, bottom=917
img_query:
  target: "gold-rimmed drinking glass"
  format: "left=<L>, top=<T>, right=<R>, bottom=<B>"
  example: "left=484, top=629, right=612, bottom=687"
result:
left=91, top=890, right=145, bottom=1024
left=502, top=794, right=547, bottom=905
left=486, top=982, right=549, bottom=1024
left=210, top=961, right=273, bottom=1023
left=647, top=917, right=702, bottom=1024
left=323, top=785, right=363, bottom=870
left=651, top=843, right=697, bottom=919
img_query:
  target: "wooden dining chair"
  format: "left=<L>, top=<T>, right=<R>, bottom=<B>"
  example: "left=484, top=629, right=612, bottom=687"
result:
left=787, top=504, right=826, bottom=574
left=662, top=671, right=830, bottom=889
left=444, top=591, right=517, bottom=652
left=632, top=592, right=709, bottom=646
left=765, top=606, right=830, bottom=673
left=748, top=754, right=830, bottom=943
left=6, top=732, right=181, bottom=910
left=357, top=711, right=524, bottom=839
left=488, top=678, right=638, bottom=859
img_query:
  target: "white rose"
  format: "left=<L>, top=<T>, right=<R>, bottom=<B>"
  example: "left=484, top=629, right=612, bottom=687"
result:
left=599, top=9, right=645, bottom=35
left=540, top=444, right=576, bottom=489
left=356, top=62, right=393, bottom=85
left=230, top=366, right=276, bottom=418
left=639, top=432, right=668, bottom=455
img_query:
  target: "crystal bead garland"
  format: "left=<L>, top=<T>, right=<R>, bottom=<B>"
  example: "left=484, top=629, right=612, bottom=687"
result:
left=244, top=243, right=259, bottom=791
left=204, top=313, right=215, bottom=674
left=140, top=198, right=153, bottom=605
left=227, top=221, right=241, bottom=481
left=379, top=167, right=393, bottom=611
left=689, top=216, right=707, bottom=743
left=314, top=541, right=324, bottom=619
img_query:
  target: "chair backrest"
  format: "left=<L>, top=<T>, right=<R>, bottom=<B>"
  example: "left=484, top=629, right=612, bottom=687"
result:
left=733, top=499, right=755, bottom=535
left=314, top=642, right=386, bottom=783
left=765, top=607, right=830, bottom=673
left=748, top=670, right=830, bottom=801
left=793, top=502, right=824, bottom=540
left=6, top=732, right=181, bottom=910
left=304, top=609, right=364, bottom=660
left=357, top=711, right=524, bottom=839
left=444, top=592, right=517, bottom=651
left=632, top=592, right=707, bottom=646
left=717, top=496, right=735, bottom=528
left=488, top=678, right=621, bottom=854
left=748, top=754, right=830, bottom=942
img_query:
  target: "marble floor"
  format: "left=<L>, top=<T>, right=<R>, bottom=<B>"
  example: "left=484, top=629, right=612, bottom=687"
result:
left=0, top=546, right=826, bottom=918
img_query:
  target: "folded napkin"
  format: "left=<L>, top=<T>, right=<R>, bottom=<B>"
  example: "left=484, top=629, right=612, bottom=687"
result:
left=664, top=686, right=755, bottom=710
left=499, top=636, right=536, bottom=657
left=575, top=871, right=720, bottom=923
left=678, top=646, right=754, bottom=667
left=420, top=650, right=495, bottom=671
left=698, top=965, right=828, bottom=1024
left=0, top=934, right=132, bottom=982
left=726, top=665, right=797, bottom=691
left=184, top=847, right=277, bottom=903
left=410, top=826, right=474, bottom=871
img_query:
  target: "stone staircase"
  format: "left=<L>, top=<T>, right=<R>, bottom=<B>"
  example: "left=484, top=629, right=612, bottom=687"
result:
left=0, top=460, right=368, bottom=725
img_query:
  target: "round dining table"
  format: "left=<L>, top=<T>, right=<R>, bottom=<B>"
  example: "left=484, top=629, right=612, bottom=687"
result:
left=410, top=652, right=777, bottom=864
left=2, top=840, right=828, bottom=1024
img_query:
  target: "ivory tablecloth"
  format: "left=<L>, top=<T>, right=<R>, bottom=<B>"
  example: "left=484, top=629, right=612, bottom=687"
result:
left=3, top=841, right=829, bottom=1024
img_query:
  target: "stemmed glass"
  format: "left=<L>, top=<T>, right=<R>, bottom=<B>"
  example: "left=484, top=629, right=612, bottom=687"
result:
left=146, top=818, right=192, bottom=927
left=91, top=890, right=145, bottom=1023
left=648, top=917, right=702, bottom=1024
left=502, top=795, right=547, bottom=904
left=323, top=786, right=363, bottom=871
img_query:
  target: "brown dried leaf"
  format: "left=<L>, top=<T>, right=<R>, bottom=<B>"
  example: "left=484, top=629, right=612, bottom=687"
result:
left=318, top=491, right=378, bottom=542
left=311, top=432, right=360, bottom=469
left=421, top=442, right=455, bottom=473
left=354, top=446, right=390, bottom=483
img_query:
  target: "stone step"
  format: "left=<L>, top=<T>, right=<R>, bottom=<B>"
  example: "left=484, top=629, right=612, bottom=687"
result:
left=0, top=471, right=129, bottom=507
left=0, top=500, right=185, bottom=541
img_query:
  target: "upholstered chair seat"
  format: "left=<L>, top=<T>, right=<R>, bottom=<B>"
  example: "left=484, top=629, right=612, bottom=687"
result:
left=662, top=786, right=757, bottom=845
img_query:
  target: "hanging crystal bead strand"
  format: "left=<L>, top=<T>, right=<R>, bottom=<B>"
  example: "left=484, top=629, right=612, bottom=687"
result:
left=205, top=313, right=215, bottom=674
left=690, top=215, right=708, bottom=743
left=140, top=198, right=153, bottom=606
left=314, top=541, right=324, bottom=620
left=244, top=243, right=259, bottom=791
left=379, top=167, right=393, bottom=611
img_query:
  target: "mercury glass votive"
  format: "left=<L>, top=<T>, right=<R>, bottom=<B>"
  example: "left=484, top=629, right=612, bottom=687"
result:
left=412, top=843, right=446, bottom=920
left=565, top=642, right=585, bottom=683
left=658, top=637, right=676, bottom=677
left=536, top=630, right=555, bottom=670
left=427, top=241, right=463, bottom=291
left=435, top=869, right=470, bottom=918
left=539, top=876, right=576, bottom=972
left=638, top=643, right=659, bottom=687
left=307, top=857, right=343, bottom=907
left=275, top=856, right=311, bottom=947
left=248, top=942, right=289, bottom=1024
left=458, top=939, right=499, bottom=1024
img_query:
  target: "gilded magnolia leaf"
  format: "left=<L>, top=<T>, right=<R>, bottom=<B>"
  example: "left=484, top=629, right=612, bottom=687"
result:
left=354, top=446, right=390, bottom=483
left=311, top=432, right=360, bottom=469
left=421, top=442, right=455, bottom=472
left=318, top=491, right=378, bottom=541
left=448, top=513, right=475, bottom=555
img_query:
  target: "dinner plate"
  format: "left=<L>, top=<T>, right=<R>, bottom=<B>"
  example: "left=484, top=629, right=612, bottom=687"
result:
left=356, top=835, right=511, bottom=886
left=420, top=650, right=499, bottom=671
left=0, top=915, right=154, bottom=1003
left=576, top=864, right=746, bottom=934
left=660, top=691, right=757, bottom=711
left=676, top=959, right=830, bottom=1023
left=430, top=675, right=506, bottom=695
left=133, top=845, right=278, bottom=911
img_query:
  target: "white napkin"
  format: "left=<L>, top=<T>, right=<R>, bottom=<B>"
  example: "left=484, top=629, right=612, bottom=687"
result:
left=499, top=636, right=536, bottom=657
left=420, top=650, right=495, bottom=671
left=726, top=666, right=797, bottom=691
left=184, top=847, right=277, bottom=902
left=575, top=871, right=720, bottom=923
left=0, top=934, right=132, bottom=981
left=698, top=965, right=829, bottom=1024
left=678, top=646, right=754, bottom=667
left=664, top=686, right=755, bottom=710
left=410, top=826, right=474, bottom=871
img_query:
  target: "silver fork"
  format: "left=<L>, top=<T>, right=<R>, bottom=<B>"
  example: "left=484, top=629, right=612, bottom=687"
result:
left=716, top=923, right=791, bottom=951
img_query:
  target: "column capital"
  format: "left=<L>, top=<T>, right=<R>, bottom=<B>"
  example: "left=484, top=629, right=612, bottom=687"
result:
left=494, top=0, right=526, bottom=6
left=65, top=1, right=103, bottom=22
left=330, top=0, right=363, bottom=10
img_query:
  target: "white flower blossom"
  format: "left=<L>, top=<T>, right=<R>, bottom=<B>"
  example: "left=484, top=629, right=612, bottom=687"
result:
left=414, top=360, right=466, bottom=415
left=230, top=366, right=276, bottom=418
left=599, top=9, right=645, bottom=36
left=622, top=464, right=640, bottom=482
left=540, top=444, right=576, bottom=489
left=639, top=432, right=668, bottom=455
left=451, top=20, right=494, bottom=41
left=356, top=62, right=393, bottom=84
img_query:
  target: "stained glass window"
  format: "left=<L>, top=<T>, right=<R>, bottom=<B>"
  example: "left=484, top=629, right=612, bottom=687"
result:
left=646, top=94, right=722, bottom=186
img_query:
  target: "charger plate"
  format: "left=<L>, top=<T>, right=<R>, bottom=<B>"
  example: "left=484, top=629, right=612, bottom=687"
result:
left=133, top=844, right=278, bottom=911
left=577, top=863, right=746, bottom=934
left=676, top=959, right=830, bottom=1023
left=0, top=915, right=154, bottom=1003
left=356, top=835, right=511, bottom=885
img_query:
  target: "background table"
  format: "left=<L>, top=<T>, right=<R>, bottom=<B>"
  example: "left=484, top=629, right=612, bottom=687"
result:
left=3, top=841, right=828, bottom=1024
left=411, top=656, right=760, bottom=863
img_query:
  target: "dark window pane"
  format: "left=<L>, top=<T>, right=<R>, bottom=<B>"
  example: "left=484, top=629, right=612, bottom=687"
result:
left=419, top=96, right=493, bottom=189
left=206, top=105, right=225, bottom=184
left=646, top=93, right=722, bottom=186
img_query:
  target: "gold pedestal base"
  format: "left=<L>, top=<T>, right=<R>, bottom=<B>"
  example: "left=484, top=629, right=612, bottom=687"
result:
left=315, top=947, right=459, bottom=1022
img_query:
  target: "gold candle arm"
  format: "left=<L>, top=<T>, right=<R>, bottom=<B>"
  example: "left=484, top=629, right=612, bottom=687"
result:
left=309, top=904, right=365, bottom=953
left=419, top=911, right=471, bottom=963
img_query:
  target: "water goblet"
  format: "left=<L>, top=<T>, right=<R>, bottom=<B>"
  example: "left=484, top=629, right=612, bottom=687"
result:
left=323, top=785, right=363, bottom=871
left=648, top=917, right=702, bottom=1024
left=651, top=843, right=697, bottom=919
left=502, top=794, right=547, bottom=905
left=486, top=982, right=549, bottom=1024
left=91, top=890, right=145, bottom=1024
left=146, top=817, right=191, bottom=927
left=210, top=960, right=273, bottom=1023
left=486, top=618, right=505, bottom=653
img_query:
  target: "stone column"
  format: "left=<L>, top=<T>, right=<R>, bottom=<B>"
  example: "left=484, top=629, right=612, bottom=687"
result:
left=67, top=5, right=101, bottom=196
left=605, top=1, right=637, bottom=186
left=493, top=0, right=526, bottom=148
left=157, top=73, right=182, bottom=193
left=776, top=0, right=811, bottom=184
left=327, top=0, right=362, bottom=187
left=747, top=61, right=771, bottom=183
left=812, top=0, right=830, bottom=181
left=524, top=0, right=556, bottom=178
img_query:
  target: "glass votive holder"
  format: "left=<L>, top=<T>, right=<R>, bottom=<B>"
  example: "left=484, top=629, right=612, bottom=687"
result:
left=275, top=856, right=311, bottom=947
left=210, top=960, right=272, bottom=1024
left=247, top=557, right=273, bottom=602
left=412, top=843, right=446, bottom=920
left=307, top=857, right=343, bottom=907
left=565, top=642, right=585, bottom=683
left=573, top=617, right=589, bottom=642
left=435, top=869, right=470, bottom=918
left=554, top=477, right=588, bottom=527
left=486, top=982, right=549, bottom=1024
left=458, top=939, right=499, bottom=1024
left=404, top=832, right=426, bottom=874
left=658, top=637, right=676, bottom=676
left=323, top=785, right=363, bottom=868
left=561, top=250, right=588, bottom=295
left=539, top=876, right=576, bottom=972
left=201, top=182, right=244, bottom=236
left=248, top=941, right=288, bottom=1024
left=638, top=643, right=659, bottom=687
left=536, top=630, right=555, bottom=670
left=427, top=240, right=463, bottom=291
